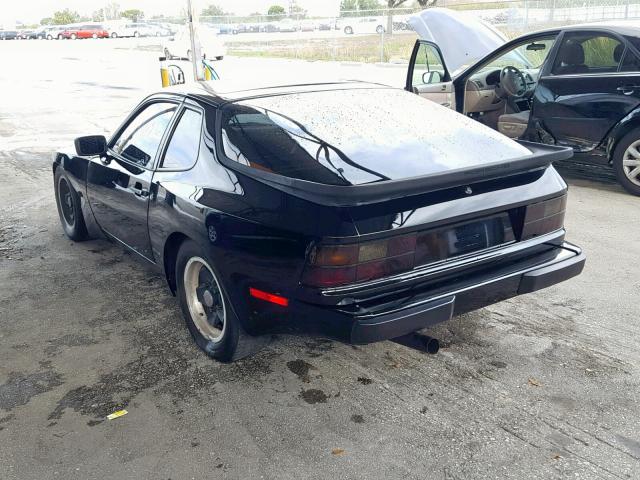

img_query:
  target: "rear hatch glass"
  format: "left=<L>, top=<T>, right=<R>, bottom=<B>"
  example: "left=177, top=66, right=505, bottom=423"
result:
left=219, top=88, right=532, bottom=186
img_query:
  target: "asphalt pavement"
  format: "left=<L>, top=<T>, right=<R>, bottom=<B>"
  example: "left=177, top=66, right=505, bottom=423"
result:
left=0, top=38, right=639, bottom=480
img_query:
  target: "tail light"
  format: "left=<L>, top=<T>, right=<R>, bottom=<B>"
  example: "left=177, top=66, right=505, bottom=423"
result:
left=521, top=194, right=567, bottom=240
left=301, top=234, right=417, bottom=288
left=301, top=196, right=566, bottom=290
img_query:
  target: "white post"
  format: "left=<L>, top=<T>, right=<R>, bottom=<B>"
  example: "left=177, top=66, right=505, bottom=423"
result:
left=186, top=0, right=203, bottom=81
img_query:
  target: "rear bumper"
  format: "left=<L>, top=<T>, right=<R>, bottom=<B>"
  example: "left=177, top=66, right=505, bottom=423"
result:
left=350, top=243, right=584, bottom=343
left=278, top=242, right=584, bottom=344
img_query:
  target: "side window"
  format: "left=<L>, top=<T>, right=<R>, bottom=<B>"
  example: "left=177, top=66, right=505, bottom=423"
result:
left=112, top=102, right=177, bottom=168
left=161, top=108, right=203, bottom=170
left=620, top=48, right=640, bottom=72
left=412, top=43, right=447, bottom=88
left=552, top=33, right=623, bottom=75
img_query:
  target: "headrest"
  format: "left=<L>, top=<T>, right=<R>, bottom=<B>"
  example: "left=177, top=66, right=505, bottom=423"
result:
left=614, top=43, right=624, bottom=63
left=558, top=41, right=585, bottom=65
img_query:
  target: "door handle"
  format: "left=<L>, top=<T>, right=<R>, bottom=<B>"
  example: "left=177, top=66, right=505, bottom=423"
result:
left=132, top=182, right=149, bottom=197
left=617, top=85, right=640, bottom=95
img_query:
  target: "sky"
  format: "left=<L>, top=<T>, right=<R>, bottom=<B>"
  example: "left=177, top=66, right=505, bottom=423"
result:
left=1, top=0, right=344, bottom=26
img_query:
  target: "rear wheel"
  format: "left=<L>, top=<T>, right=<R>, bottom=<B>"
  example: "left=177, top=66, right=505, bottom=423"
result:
left=57, top=34, right=63, bottom=40
left=111, top=32, right=118, bottom=38
left=70, top=33, right=77, bottom=40
left=176, top=240, right=252, bottom=362
left=54, top=169, right=88, bottom=241
left=344, top=26, right=353, bottom=34
left=376, top=25, right=384, bottom=34
left=613, top=129, right=640, bottom=196
left=92, top=33, right=98, bottom=39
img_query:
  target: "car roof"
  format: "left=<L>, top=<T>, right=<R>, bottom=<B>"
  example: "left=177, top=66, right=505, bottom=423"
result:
left=531, top=20, right=640, bottom=37
left=159, top=80, right=393, bottom=107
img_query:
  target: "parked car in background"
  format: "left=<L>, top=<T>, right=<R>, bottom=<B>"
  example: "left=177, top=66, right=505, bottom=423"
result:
left=108, top=22, right=153, bottom=38
left=217, top=24, right=239, bottom=35
left=44, top=26, right=67, bottom=40
left=342, top=17, right=386, bottom=35
left=406, top=8, right=640, bottom=195
left=53, top=81, right=584, bottom=362
left=146, top=23, right=172, bottom=37
left=61, top=24, right=109, bottom=40
left=318, top=19, right=336, bottom=31
left=163, top=27, right=226, bottom=61
left=30, top=27, right=49, bottom=39
left=278, top=18, right=300, bottom=32
left=0, top=30, right=18, bottom=40
left=17, top=29, right=34, bottom=39
left=300, top=20, right=317, bottom=32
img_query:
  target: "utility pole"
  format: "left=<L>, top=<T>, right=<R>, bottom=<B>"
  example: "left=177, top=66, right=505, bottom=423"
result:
left=186, top=0, right=203, bottom=81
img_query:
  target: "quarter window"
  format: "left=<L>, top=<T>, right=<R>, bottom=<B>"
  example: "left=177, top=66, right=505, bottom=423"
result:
left=161, top=108, right=203, bottom=169
left=112, top=102, right=177, bottom=168
left=552, top=33, right=623, bottom=75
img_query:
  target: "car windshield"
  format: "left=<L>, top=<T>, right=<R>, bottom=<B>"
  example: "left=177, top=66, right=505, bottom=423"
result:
left=478, top=37, right=557, bottom=73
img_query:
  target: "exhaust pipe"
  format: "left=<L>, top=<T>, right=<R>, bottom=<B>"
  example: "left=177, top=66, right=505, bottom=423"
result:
left=392, top=333, right=440, bottom=354
left=421, top=335, right=440, bottom=354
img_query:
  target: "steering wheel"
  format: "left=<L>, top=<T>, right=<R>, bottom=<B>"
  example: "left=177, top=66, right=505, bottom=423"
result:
left=499, top=66, right=527, bottom=98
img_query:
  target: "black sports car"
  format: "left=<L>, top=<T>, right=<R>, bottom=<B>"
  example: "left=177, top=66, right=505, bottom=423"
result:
left=53, top=82, right=585, bottom=362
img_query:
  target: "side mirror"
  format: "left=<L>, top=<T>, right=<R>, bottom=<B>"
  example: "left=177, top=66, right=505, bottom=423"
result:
left=423, top=70, right=444, bottom=84
left=74, top=135, right=107, bottom=156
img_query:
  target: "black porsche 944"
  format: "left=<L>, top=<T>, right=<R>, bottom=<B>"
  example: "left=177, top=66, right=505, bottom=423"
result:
left=53, top=81, right=585, bottom=361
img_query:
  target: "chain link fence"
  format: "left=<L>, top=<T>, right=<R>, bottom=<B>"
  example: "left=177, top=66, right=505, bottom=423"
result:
left=157, top=1, right=640, bottom=63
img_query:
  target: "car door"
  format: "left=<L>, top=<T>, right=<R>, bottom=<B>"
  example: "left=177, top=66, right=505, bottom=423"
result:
left=406, top=40, right=454, bottom=108
left=86, top=100, right=180, bottom=260
left=531, top=29, right=640, bottom=152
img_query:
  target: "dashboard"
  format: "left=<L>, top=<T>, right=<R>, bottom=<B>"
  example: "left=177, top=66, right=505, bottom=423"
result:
left=463, top=68, right=539, bottom=114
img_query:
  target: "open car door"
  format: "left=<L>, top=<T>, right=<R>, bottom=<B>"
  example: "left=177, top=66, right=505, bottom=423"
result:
left=406, top=40, right=454, bottom=108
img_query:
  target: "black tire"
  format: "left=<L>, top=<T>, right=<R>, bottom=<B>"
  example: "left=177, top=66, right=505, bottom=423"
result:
left=376, top=25, right=385, bottom=34
left=612, top=128, right=640, bottom=196
left=176, top=240, right=254, bottom=362
left=344, top=26, right=353, bottom=35
left=111, top=32, right=118, bottom=38
left=47, top=34, right=53, bottom=40
left=54, top=168, right=88, bottom=241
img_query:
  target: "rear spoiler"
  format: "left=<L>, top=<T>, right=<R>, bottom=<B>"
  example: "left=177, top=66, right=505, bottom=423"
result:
left=218, top=141, right=573, bottom=207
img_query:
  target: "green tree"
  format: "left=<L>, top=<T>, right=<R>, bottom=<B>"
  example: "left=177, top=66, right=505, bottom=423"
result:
left=267, top=5, right=286, bottom=19
left=416, top=0, right=437, bottom=6
left=122, top=9, right=144, bottom=21
left=201, top=4, right=225, bottom=17
left=289, top=0, right=307, bottom=18
left=386, top=0, right=409, bottom=35
left=40, top=17, right=53, bottom=25
left=51, top=9, right=80, bottom=25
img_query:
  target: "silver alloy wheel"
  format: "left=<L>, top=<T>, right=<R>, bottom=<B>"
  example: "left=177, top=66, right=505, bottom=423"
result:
left=622, top=140, right=640, bottom=187
left=183, top=256, right=226, bottom=342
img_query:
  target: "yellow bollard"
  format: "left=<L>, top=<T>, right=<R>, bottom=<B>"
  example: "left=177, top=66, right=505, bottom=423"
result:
left=159, top=57, right=170, bottom=88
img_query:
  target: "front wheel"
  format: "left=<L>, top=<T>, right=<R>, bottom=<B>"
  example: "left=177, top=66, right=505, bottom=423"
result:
left=111, top=32, right=118, bottom=38
left=176, top=241, right=245, bottom=362
left=376, top=25, right=385, bottom=34
left=70, top=33, right=77, bottom=40
left=54, top=169, right=88, bottom=241
left=613, top=129, right=640, bottom=196
left=344, top=26, right=353, bottom=35
left=92, top=33, right=98, bottom=39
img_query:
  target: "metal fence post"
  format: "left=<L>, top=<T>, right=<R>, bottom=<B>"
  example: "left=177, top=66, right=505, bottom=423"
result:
left=380, top=29, right=384, bottom=63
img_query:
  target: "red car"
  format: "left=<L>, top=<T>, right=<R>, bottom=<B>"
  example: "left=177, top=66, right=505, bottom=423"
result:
left=62, top=24, right=109, bottom=39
